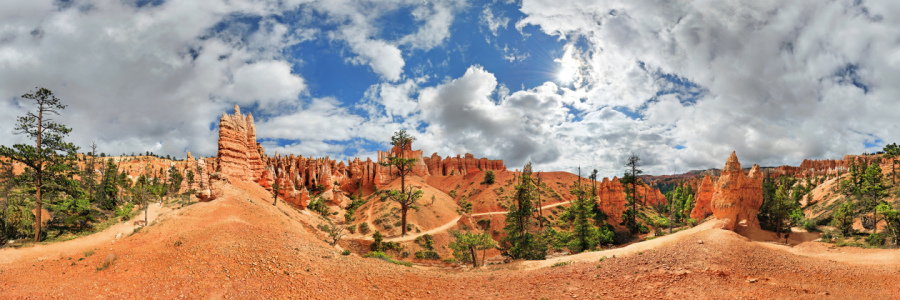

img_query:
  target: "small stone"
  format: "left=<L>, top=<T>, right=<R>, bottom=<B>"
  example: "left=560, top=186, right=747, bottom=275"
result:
left=697, top=240, right=704, bottom=244
left=748, top=278, right=758, bottom=283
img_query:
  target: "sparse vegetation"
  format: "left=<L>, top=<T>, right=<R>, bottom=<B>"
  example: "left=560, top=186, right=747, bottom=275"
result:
left=362, top=251, right=412, bottom=267
left=551, top=261, right=571, bottom=267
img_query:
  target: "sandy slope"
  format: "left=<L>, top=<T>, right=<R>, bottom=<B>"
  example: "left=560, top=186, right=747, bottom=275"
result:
left=1, top=181, right=898, bottom=299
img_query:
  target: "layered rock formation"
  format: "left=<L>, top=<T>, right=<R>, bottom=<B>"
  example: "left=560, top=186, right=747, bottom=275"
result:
left=424, top=153, right=506, bottom=176
left=377, top=143, right=430, bottom=182
left=710, top=152, right=763, bottom=231
left=208, top=105, right=507, bottom=209
left=689, top=175, right=716, bottom=220
left=772, top=158, right=851, bottom=178
left=596, top=177, right=628, bottom=226
left=216, top=105, right=267, bottom=183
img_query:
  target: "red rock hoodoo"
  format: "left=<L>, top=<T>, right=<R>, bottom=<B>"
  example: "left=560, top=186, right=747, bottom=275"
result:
left=710, top=152, right=763, bottom=231
left=594, top=177, right=667, bottom=227
left=423, top=153, right=505, bottom=176
left=210, top=105, right=507, bottom=209
left=689, top=175, right=715, bottom=220
left=216, top=105, right=267, bottom=183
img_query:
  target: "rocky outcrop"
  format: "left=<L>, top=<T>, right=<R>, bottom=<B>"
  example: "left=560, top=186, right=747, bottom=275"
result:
left=423, top=153, right=505, bottom=176
left=208, top=105, right=507, bottom=209
left=773, top=158, right=848, bottom=178
left=710, top=152, right=763, bottom=231
left=215, top=105, right=266, bottom=183
left=689, top=175, right=715, bottom=220
left=376, top=143, right=429, bottom=184
left=596, top=177, right=628, bottom=226
left=594, top=177, right=667, bottom=227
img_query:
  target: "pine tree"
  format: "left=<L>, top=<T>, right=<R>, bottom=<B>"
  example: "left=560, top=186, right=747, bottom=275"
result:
left=500, top=163, right=546, bottom=260
left=567, top=180, right=599, bottom=253
left=378, top=130, right=422, bottom=237
left=621, top=153, right=643, bottom=235
left=884, top=143, right=899, bottom=185
left=861, top=163, right=887, bottom=233
left=0, top=88, right=79, bottom=241
left=449, top=230, right=496, bottom=267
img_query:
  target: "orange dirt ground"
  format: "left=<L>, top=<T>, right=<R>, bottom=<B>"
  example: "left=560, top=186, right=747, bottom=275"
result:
left=1, top=180, right=899, bottom=299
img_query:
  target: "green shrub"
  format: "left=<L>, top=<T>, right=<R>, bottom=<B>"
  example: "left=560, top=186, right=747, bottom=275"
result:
left=482, top=171, right=495, bottom=185
left=341, top=250, right=351, bottom=256
left=866, top=233, right=887, bottom=246
left=363, top=251, right=412, bottom=267
left=114, top=202, right=134, bottom=219
left=551, top=261, right=571, bottom=267
left=415, top=250, right=441, bottom=260
left=370, top=231, right=383, bottom=252
left=359, top=223, right=370, bottom=234
left=414, top=234, right=435, bottom=250
left=307, top=197, right=330, bottom=216
left=347, top=224, right=356, bottom=234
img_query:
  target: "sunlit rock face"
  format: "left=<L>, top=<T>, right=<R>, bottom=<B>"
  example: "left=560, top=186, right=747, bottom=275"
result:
left=711, top=152, right=763, bottom=231
left=690, top=175, right=715, bottom=220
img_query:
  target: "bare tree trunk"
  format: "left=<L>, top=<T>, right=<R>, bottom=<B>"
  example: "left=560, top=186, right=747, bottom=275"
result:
left=34, top=106, right=43, bottom=242
left=537, top=175, right=543, bottom=229
left=470, top=246, right=478, bottom=267
left=401, top=205, right=408, bottom=236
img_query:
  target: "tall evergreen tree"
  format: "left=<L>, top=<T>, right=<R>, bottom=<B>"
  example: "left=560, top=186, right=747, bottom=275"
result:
left=567, top=180, right=605, bottom=253
left=861, top=163, right=887, bottom=233
left=378, top=130, right=422, bottom=237
left=621, top=153, right=644, bottom=235
left=884, top=143, right=899, bottom=185
left=500, top=163, right=546, bottom=259
left=0, top=88, right=79, bottom=241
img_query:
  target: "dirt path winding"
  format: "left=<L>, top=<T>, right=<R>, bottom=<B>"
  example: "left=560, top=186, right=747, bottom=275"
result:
left=0, top=203, right=165, bottom=264
left=348, top=200, right=573, bottom=242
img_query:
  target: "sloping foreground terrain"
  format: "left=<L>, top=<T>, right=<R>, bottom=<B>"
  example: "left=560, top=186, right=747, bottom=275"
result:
left=1, top=180, right=898, bottom=299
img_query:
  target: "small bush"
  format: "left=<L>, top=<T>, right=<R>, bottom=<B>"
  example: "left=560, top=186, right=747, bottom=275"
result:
left=96, top=254, right=117, bottom=271
left=83, top=250, right=95, bottom=257
left=442, top=258, right=458, bottom=264
left=414, top=234, right=435, bottom=250
left=114, top=203, right=134, bottom=219
left=687, top=218, right=699, bottom=227
left=415, top=250, right=441, bottom=260
left=482, top=171, right=495, bottom=185
left=866, top=233, right=887, bottom=246
left=801, top=219, right=818, bottom=232
left=342, top=250, right=351, bottom=256
left=551, top=261, right=571, bottom=267
left=363, top=251, right=412, bottom=267
left=359, top=223, right=370, bottom=234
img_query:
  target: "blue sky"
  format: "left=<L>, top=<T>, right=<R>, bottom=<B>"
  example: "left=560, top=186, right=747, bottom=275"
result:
left=1, top=0, right=899, bottom=178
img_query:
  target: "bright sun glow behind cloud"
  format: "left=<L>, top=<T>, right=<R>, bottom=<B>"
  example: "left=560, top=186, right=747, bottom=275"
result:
left=555, top=44, right=581, bottom=86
